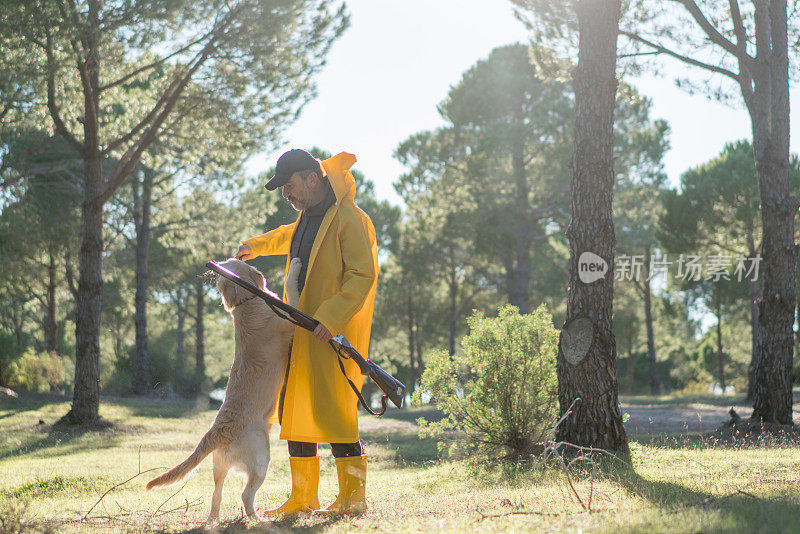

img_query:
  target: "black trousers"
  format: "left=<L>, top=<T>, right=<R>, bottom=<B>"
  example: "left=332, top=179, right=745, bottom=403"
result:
left=288, top=440, right=363, bottom=458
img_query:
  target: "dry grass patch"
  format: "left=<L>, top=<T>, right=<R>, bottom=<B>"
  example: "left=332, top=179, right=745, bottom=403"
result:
left=2, top=394, right=800, bottom=533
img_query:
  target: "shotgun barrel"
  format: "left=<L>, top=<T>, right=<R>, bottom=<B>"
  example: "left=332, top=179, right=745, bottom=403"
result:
left=206, top=261, right=405, bottom=410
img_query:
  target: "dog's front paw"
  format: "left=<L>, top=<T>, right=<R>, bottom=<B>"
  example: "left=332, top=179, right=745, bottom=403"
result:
left=285, top=258, right=302, bottom=307
left=288, top=257, right=302, bottom=275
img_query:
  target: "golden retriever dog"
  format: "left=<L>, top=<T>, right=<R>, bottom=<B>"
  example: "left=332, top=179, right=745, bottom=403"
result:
left=146, top=257, right=301, bottom=522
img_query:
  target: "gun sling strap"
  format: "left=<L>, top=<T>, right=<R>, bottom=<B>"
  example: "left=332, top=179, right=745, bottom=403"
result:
left=265, top=301, right=389, bottom=417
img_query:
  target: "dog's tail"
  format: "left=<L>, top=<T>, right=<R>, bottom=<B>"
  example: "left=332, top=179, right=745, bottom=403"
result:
left=146, top=425, right=227, bottom=490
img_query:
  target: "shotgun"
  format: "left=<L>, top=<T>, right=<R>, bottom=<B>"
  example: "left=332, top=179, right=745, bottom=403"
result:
left=206, top=261, right=405, bottom=415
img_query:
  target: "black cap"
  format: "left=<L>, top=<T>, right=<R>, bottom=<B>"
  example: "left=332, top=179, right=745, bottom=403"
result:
left=264, top=149, right=323, bottom=191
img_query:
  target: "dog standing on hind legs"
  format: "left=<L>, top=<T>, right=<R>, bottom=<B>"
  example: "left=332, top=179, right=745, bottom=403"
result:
left=145, top=257, right=302, bottom=522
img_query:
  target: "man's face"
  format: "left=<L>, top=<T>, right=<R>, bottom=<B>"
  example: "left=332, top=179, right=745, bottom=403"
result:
left=281, top=172, right=314, bottom=211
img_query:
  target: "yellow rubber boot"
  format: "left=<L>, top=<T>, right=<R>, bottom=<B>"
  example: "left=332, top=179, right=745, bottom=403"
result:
left=263, top=456, right=320, bottom=517
left=316, top=455, right=367, bottom=515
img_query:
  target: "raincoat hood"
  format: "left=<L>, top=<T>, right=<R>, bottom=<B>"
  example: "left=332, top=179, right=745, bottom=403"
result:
left=320, top=152, right=357, bottom=204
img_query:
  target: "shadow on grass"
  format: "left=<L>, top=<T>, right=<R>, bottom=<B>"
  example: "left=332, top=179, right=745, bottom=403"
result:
left=357, top=407, right=445, bottom=466
left=628, top=434, right=705, bottom=450
left=158, top=513, right=353, bottom=533
left=368, top=406, right=446, bottom=425
left=621, top=386, right=800, bottom=411
left=611, top=462, right=800, bottom=533
left=0, top=422, right=124, bottom=461
left=360, top=429, right=442, bottom=466
left=0, top=392, right=205, bottom=423
left=0, top=392, right=70, bottom=420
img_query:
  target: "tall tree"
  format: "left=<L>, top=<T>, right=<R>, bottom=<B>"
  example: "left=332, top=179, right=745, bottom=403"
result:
left=614, top=85, right=669, bottom=395
left=557, top=0, right=627, bottom=450
left=0, top=132, right=82, bottom=354
left=659, top=141, right=800, bottom=400
left=0, top=1, right=348, bottom=424
left=394, top=157, right=491, bottom=357
left=618, top=0, right=798, bottom=424
left=396, top=45, right=665, bottom=320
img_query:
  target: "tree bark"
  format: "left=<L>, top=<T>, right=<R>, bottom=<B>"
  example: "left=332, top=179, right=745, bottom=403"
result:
left=406, top=291, right=418, bottom=393
left=194, top=280, right=205, bottom=392
left=642, top=245, right=659, bottom=395
left=64, top=159, right=104, bottom=424
left=508, top=141, right=532, bottom=314
left=643, top=280, right=659, bottom=395
left=556, top=0, right=627, bottom=451
left=715, top=297, right=725, bottom=391
left=448, top=259, right=458, bottom=356
left=746, top=239, right=763, bottom=402
left=627, top=349, right=634, bottom=386
left=175, top=294, right=186, bottom=379
left=750, top=0, right=797, bottom=424
left=43, top=248, right=58, bottom=353
left=60, top=1, right=104, bottom=425
left=132, top=168, right=153, bottom=395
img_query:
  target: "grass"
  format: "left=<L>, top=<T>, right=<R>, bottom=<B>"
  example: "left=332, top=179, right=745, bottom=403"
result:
left=1, top=393, right=800, bottom=533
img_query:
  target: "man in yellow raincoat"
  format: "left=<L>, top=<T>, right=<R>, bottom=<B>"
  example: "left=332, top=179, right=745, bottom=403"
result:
left=236, top=149, right=378, bottom=516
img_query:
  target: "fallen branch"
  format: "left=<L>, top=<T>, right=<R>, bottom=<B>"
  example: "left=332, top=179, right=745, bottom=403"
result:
left=82, top=466, right=165, bottom=521
left=150, top=497, right=202, bottom=519
left=551, top=443, right=588, bottom=511
left=474, top=507, right=562, bottom=522
left=698, top=486, right=758, bottom=507
left=82, top=449, right=165, bottom=522
left=148, top=481, right=190, bottom=521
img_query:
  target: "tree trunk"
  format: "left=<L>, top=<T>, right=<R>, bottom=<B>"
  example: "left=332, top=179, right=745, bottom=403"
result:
left=175, top=295, right=186, bottom=379
left=194, top=280, right=205, bottom=392
left=11, top=308, right=25, bottom=347
left=406, top=291, right=417, bottom=393
left=750, top=0, right=797, bottom=424
left=60, top=1, right=104, bottom=426
left=508, top=142, right=532, bottom=314
left=43, top=248, right=58, bottom=353
left=415, top=335, right=424, bottom=394
left=796, top=298, right=799, bottom=348
left=132, top=168, right=153, bottom=395
left=448, top=260, right=458, bottom=356
left=716, top=297, right=725, bottom=391
left=556, top=0, right=627, bottom=451
left=627, top=349, right=634, bottom=386
left=643, top=246, right=659, bottom=395
left=64, top=160, right=104, bottom=424
left=746, top=239, right=763, bottom=402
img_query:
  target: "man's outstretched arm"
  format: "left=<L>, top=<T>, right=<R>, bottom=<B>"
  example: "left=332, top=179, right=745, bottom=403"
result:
left=235, top=221, right=298, bottom=260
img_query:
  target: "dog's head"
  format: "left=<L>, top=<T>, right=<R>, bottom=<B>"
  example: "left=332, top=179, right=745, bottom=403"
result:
left=216, top=258, right=272, bottom=312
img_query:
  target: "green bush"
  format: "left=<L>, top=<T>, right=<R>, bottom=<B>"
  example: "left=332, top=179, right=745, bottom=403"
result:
left=617, top=351, right=673, bottom=394
left=667, top=345, right=716, bottom=394
left=415, top=304, right=559, bottom=456
left=7, top=348, right=73, bottom=393
left=0, top=331, right=25, bottom=385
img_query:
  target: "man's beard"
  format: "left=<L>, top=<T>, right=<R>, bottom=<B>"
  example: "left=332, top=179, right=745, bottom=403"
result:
left=287, top=197, right=304, bottom=211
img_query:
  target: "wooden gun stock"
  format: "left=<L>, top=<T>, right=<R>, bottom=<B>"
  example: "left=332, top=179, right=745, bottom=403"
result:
left=331, top=335, right=405, bottom=409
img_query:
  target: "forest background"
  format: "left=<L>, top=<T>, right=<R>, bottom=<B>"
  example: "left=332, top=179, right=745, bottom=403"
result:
left=1, top=0, right=799, bottom=414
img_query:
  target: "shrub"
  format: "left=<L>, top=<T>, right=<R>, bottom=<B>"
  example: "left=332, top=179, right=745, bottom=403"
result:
left=415, top=304, right=559, bottom=456
left=7, top=348, right=73, bottom=393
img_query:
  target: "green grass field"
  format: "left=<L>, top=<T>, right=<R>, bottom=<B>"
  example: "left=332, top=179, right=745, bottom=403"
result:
left=2, top=393, right=800, bottom=533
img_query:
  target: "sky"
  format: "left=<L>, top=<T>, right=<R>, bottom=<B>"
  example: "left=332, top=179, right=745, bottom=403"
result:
left=248, top=0, right=800, bottom=205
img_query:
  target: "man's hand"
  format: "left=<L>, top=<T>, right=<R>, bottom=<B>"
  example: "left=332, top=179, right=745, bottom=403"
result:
left=236, top=244, right=254, bottom=261
left=313, top=323, right=332, bottom=343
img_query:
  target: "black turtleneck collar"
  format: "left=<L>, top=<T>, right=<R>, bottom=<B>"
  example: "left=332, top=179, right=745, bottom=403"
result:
left=306, top=179, right=335, bottom=216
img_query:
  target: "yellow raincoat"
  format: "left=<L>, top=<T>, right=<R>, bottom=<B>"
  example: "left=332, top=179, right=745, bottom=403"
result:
left=242, top=152, right=378, bottom=443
